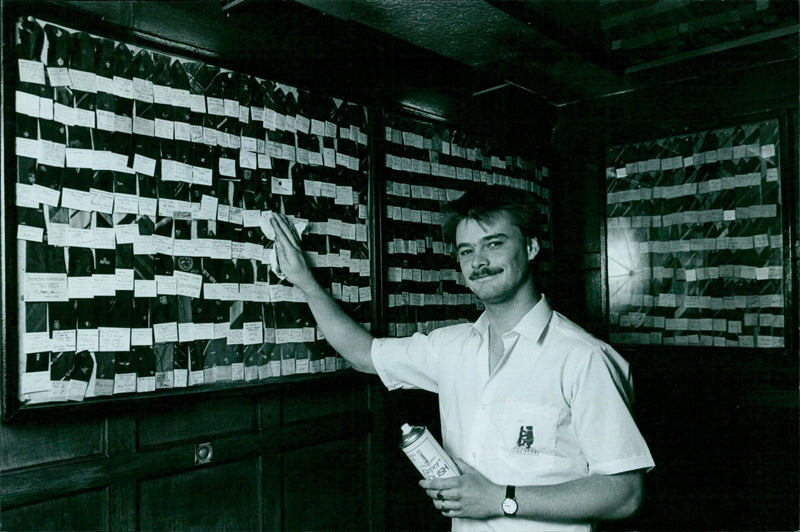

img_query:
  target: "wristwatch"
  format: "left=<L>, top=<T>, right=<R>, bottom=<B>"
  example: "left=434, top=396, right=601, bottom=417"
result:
left=501, top=485, right=518, bottom=517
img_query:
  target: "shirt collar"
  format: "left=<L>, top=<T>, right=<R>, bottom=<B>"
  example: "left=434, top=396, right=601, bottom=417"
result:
left=471, top=294, right=553, bottom=344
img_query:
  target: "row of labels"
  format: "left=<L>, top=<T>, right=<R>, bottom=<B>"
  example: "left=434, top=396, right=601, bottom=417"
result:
left=633, top=236, right=783, bottom=255
left=609, top=332, right=785, bottom=348
left=628, top=263, right=784, bottom=282
left=24, top=271, right=371, bottom=303
left=607, top=208, right=780, bottom=232
left=387, top=319, right=473, bottom=338
left=21, top=220, right=367, bottom=254
left=386, top=200, right=549, bottom=225
left=620, top=233, right=783, bottom=254
left=20, top=229, right=366, bottom=264
left=608, top=143, right=778, bottom=178
left=384, top=158, right=548, bottom=192
left=20, top=207, right=366, bottom=244
left=386, top=179, right=546, bottom=202
left=386, top=267, right=467, bottom=285
left=612, top=312, right=785, bottom=331
left=384, top=126, right=543, bottom=173
left=612, top=292, right=784, bottom=309
left=613, top=235, right=783, bottom=256
left=25, top=322, right=328, bottom=355
left=16, top=133, right=364, bottom=176
left=606, top=172, right=778, bottom=205
left=17, top=181, right=363, bottom=220
left=387, top=291, right=479, bottom=308
left=16, top=69, right=369, bottom=141
left=21, top=352, right=350, bottom=402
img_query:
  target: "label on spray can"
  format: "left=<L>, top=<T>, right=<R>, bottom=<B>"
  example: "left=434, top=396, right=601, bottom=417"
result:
left=399, top=423, right=461, bottom=479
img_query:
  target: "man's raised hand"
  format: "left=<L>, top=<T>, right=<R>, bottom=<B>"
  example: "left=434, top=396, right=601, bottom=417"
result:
left=270, top=213, right=316, bottom=291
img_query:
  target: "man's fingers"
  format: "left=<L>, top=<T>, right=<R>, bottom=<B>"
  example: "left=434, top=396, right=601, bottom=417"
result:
left=270, top=215, right=292, bottom=242
left=271, top=215, right=301, bottom=251
left=272, top=214, right=302, bottom=248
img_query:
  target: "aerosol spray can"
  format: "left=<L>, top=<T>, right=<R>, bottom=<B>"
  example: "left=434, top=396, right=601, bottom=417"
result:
left=399, top=423, right=461, bottom=479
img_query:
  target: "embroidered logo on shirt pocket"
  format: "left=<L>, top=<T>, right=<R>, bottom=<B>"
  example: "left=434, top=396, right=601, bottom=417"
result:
left=498, top=400, right=560, bottom=471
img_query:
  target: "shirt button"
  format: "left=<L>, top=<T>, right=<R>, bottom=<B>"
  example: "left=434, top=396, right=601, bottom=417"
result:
left=481, top=403, right=487, bottom=410
left=472, top=452, right=477, bottom=458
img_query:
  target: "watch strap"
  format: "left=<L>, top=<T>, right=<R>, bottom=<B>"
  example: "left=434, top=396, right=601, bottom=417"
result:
left=505, top=485, right=515, bottom=499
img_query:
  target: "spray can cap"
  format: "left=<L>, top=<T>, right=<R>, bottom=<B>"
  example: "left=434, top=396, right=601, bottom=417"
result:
left=401, top=423, right=413, bottom=435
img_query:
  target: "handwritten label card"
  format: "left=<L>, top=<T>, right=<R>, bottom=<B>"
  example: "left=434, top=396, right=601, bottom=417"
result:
left=25, top=273, right=68, bottom=302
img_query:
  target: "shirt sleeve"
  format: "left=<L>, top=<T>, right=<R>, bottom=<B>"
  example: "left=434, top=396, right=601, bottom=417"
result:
left=371, top=333, right=441, bottom=393
left=570, top=346, right=655, bottom=475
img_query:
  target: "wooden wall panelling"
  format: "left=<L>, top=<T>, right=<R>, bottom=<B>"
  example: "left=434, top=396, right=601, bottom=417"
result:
left=1, top=381, right=378, bottom=525
left=281, top=382, right=366, bottom=424
left=0, top=416, right=105, bottom=470
left=261, top=449, right=282, bottom=532
left=366, top=381, right=387, bottom=532
left=137, top=397, right=257, bottom=448
left=282, top=436, right=369, bottom=531
left=2, top=488, right=109, bottom=531
left=107, top=413, right=137, bottom=531
left=109, top=483, right=137, bottom=532
left=139, top=459, right=261, bottom=531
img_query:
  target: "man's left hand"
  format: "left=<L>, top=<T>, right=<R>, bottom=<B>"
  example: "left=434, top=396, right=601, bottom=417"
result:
left=419, top=459, right=503, bottom=519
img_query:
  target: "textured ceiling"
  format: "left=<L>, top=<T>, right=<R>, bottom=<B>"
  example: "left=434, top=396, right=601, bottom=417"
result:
left=349, top=0, right=525, bottom=69
left=223, top=0, right=799, bottom=106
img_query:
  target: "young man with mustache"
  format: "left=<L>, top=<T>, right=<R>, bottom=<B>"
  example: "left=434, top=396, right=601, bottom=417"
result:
left=271, top=187, right=653, bottom=531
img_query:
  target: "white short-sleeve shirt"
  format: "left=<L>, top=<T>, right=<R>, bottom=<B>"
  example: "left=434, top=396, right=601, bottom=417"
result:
left=372, top=296, right=654, bottom=532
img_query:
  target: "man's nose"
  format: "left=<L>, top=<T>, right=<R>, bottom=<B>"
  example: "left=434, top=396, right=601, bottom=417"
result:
left=471, top=248, right=488, bottom=268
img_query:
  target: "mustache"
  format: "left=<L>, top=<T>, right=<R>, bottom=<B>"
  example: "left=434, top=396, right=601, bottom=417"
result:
left=469, top=267, right=503, bottom=280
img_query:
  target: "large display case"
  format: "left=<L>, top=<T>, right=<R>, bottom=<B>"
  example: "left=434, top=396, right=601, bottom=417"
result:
left=605, top=118, right=788, bottom=348
left=7, top=15, right=372, bottom=415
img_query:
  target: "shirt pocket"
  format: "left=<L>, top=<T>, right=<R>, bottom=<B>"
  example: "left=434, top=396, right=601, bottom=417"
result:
left=496, top=399, right=560, bottom=473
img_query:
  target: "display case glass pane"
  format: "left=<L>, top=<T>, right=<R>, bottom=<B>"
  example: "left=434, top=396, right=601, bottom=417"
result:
left=605, top=119, right=785, bottom=348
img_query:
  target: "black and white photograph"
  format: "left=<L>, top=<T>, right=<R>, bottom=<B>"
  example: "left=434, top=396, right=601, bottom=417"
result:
left=0, top=1, right=797, bottom=531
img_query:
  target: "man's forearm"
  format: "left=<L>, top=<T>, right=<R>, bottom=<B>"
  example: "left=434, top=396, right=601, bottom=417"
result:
left=513, top=471, right=643, bottom=522
left=298, top=278, right=376, bottom=374
left=422, top=460, right=643, bottom=523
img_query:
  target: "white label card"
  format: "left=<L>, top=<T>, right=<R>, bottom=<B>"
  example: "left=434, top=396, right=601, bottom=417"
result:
left=99, top=327, right=131, bottom=352
left=52, top=330, right=77, bottom=352
left=18, top=225, right=44, bottom=242
left=175, top=271, right=203, bottom=298
left=25, top=273, right=69, bottom=302
left=76, top=328, right=100, bottom=352
left=114, top=372, right=137, bottom=394
left=24, top=332, right=51, bottom=355
left=131, top=328, right=154, bottom=346
left=153, top=322, right=179, bottom=343
left=19, top=59, right=46, bottom=85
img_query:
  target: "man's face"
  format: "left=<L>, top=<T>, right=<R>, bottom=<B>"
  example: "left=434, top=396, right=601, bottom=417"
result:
left=455, top=213, right=539, bottom=305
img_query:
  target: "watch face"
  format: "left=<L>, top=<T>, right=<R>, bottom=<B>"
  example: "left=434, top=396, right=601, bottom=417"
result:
left=502, top=498, right=518, bottom=515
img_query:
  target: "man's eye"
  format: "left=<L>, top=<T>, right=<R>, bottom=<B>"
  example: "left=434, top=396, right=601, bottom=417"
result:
left=459, top=249, right=472, bottom=257
left=487, top=241, right=502, bottom=248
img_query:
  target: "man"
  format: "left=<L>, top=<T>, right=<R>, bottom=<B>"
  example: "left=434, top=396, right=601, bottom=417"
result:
left=271, top=187, right=654, bottom=531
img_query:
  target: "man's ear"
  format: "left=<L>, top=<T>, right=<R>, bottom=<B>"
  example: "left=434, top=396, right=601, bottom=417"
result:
left=527, top=238, right=540, bottom=261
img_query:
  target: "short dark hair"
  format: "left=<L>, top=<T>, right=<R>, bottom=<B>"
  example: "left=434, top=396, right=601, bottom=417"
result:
left=441, top=186, right=541, bottom=244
